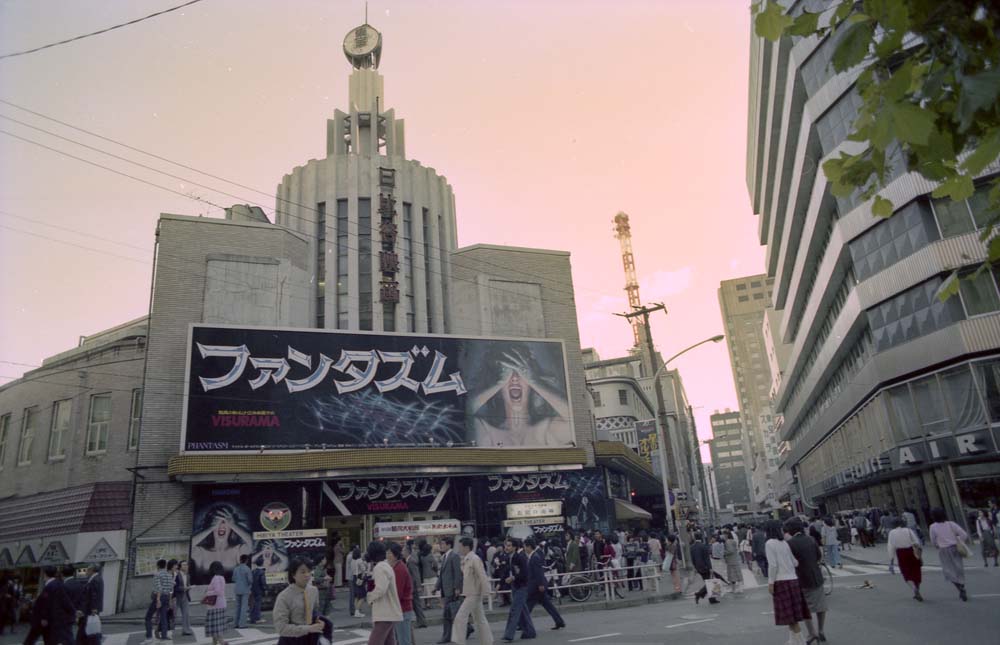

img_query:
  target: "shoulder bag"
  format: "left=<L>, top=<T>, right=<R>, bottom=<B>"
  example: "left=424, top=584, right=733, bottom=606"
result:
left=952, top=522, right=971, bottom=558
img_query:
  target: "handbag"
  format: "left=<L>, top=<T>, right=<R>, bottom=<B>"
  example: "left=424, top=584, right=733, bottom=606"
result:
left=200, top=595, right=218, bottom=606
left=660, top=552, right=674, bottom=573
left=952, top=522, right=971, bottom=558
left=85, top=614, right=102, bottom=636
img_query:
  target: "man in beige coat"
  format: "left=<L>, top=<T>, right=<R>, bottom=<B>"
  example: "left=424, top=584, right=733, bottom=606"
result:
left=451, top=537, right=494, bottom=645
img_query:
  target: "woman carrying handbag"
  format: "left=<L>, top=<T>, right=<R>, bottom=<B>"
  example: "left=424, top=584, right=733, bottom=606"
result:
left=202, top=562, right=229, bottom=645
left=928, top=508, right=970, bottom=601
left=887, top=518, right=923, bottom=601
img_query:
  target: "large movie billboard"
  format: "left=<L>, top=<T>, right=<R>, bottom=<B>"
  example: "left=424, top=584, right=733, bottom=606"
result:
left=183, top=324, right=573, bottom=451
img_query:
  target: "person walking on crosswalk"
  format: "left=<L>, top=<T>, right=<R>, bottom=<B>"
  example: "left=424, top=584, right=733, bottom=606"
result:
left=273, top=558, right=327, bottom=645
left=929, top=508, right=970, bottom=602
left=887, top=517, right=923, bottom=601
left=765, top=520, right=810, bottom=645
left=785, top=518, right=828, bottom=644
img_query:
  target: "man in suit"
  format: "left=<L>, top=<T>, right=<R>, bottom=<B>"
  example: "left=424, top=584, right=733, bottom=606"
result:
left=500, top=539, right=534, bottom=643
left=435, top=536, right=464, bottom=645
left=405, top=542, right=427, bottom=629
left=523, top=538, right=565, bottom=631
left=450, top=537, right=493, bottom=645
left=35, top=566, right=76, bottom=645
left=79, top=565, right=103, bottom=645
left=232, top=554, right=252, bottom=629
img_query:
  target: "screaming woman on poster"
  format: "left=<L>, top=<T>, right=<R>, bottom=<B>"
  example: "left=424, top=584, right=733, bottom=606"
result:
left=469, top=349, right=572, bottom=447
left=191, top=504, right=253, bottom=579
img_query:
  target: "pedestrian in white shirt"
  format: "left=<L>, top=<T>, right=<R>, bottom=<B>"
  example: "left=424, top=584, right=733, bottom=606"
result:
left=765, top=521, right=810, bottom=645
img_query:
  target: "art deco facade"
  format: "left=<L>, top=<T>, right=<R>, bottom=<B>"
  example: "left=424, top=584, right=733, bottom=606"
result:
left=747, top=1, right=1000, bottom=529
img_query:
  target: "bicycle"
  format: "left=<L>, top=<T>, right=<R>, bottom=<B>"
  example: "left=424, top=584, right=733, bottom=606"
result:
left=560, top=568, right=626, bottom=602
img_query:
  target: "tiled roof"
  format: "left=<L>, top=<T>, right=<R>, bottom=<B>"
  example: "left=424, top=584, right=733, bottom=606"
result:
left=168, top=447, right=589, bottom=477
left=0, top=482, right=132, bottom=542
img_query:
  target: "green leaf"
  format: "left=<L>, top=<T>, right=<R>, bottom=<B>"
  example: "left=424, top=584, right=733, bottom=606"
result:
left=883, top=60, right=915, bottom=102
left=990, top=236, right=1000, bottom=264
left=832, top=21, right=874, bottom=71
left=834, top=1, right=854, bottom=23
left=931, top=174, right=975, bottom=201
left=891, top=102, right=936, bottom=146
left=956, top=67, right=1000, bottom=132
left=961, top=130, right=1000, bottom=176
left=788, top=11, right=820, bottom=37
left=936, top=271, right=961, bottom=302
left=755, top=1, right=793, bottom=41
left=872, top=195, right=894, bottom=217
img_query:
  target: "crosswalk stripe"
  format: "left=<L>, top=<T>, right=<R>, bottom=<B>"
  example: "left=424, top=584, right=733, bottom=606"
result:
left=91, top=626, right=371, bottom=645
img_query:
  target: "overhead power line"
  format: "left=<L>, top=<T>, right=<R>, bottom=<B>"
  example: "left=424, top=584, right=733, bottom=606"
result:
left=0, top=0, right=207, bottom=61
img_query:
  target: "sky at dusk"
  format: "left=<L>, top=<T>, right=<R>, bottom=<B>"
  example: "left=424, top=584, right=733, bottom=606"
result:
left=0, top=0, right=767, bottom=462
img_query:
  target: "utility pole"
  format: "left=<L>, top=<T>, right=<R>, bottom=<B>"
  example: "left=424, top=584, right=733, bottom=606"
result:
left=616, top=302, right=678, bottom=533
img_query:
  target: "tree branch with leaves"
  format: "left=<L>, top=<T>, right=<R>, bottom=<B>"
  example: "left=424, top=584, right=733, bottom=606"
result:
left=752, top=0, right=1000, bottom=298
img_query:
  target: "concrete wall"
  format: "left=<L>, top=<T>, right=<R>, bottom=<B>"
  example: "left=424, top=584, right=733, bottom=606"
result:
left=126, top=214, right=311, bottom=610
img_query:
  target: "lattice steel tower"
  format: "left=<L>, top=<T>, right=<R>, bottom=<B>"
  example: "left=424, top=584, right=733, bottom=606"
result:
left=613, top=212, right=643, bottom=349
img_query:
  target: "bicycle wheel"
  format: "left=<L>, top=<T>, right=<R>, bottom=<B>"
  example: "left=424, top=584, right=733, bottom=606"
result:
left=822, top=563, right=834, bottom=596
left=566, top=575, right=592, bottom=603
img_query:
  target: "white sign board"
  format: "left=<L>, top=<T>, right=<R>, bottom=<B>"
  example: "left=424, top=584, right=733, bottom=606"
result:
left=373, top=519, right=461, bottom=539
left=501, top=516, right=564, bottom=528
left=506, top=501, right=563, bottom=519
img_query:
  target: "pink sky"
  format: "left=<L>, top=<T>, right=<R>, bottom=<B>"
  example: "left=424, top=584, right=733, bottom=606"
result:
left=0, top=0, right=765, bottom=462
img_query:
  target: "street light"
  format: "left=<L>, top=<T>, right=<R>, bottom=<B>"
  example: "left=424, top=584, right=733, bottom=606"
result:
left=648, top=334, right=724, bottom=559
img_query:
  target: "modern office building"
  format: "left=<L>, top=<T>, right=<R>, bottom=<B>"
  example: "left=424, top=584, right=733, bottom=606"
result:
left=718, top=275, right=782, bottom=509
left=708, top=410, right=752, bottom=510
left=747, top=3, right=1000, bottom=529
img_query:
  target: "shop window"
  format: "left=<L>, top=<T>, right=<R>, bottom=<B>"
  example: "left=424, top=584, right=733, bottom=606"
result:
left=940, top=364, right=987, bottom=431
left=887, top=384, right=920, bottom=439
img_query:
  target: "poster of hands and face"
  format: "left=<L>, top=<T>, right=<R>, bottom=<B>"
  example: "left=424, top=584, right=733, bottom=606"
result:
left=184, top=325, right=573, bottom=450
left=190, top=484, right=308, bottom=584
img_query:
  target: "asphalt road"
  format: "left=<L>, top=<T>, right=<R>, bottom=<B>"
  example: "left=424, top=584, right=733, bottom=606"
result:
left=2, top=566, right=997, bottom=645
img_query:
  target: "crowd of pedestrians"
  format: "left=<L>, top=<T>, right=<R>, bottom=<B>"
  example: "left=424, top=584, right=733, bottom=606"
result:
left=0, top=564, right=104, bottom=645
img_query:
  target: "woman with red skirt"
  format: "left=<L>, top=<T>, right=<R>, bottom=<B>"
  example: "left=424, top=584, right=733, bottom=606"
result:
left=887, top=517, right=923, bottom=601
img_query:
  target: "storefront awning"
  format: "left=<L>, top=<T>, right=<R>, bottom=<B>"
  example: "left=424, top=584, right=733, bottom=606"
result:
left=0, top=482, right=131, bottom=543
left=614, top=499, right=652, bottom=521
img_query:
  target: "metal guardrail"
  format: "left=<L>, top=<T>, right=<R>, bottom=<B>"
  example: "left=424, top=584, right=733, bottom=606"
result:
left=410, top=563, right=665, bottom=612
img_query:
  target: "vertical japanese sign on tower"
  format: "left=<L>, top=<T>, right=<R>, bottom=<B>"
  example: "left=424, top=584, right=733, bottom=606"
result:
left=378, top=167, right=400, bottom=317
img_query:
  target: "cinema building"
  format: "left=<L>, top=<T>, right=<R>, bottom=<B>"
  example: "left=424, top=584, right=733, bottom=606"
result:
left=119, top=21, right=659, bottom=607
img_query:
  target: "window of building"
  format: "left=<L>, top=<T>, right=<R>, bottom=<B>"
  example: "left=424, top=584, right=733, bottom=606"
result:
left=736, top=284, right=747, bottom=291
left=128, top=389, right=143, bottom=450
left=316, top=201, right=326, bottom=328
left=868, top=276, right=965, bottom=352
left=973, top=358, right=1000, bottom=423
left=18, top=407, right=37, bottom=465
left=86, top=394, right=112, bottom=455
left=932, top=197, right=976, bottom=237
left=591, top=390, right=603, bottom=407
left=403, top=203, right=416, bottom=332
left=753, top=292, right=764, bottom=300
left=0, top=414, right=10, bottom=469
left=968, top=182, right=996, bottom=229
left=358, top=198, right=373, bottom=331
left=618, top=389, right=628, bottom=405
left=336, top=199, right=349, bottom=329
left=940, top=364, right=987, bottom=430
left=910, top=375, right=950, bottom=436
left=816, top=88, right=864, bottom=154
left=48, top=399, right=71, bottom=460
left=423, top=208, right=433, bottom=333
left=848, top=200, right=939, bottom=281
left=738, top=295, right=749, bottom=302
left=750, top=281, right=762, bottom=288
left=958, top=267, right=1000, bottom=317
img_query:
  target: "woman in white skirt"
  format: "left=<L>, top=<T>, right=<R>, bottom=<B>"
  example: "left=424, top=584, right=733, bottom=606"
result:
left=203, top=561, right=228, bottom=645
left=928, top=508, right=969, bottom=601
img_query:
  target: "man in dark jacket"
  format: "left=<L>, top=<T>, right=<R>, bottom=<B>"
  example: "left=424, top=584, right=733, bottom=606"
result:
left=690, top=533, right=718, bottom=604
left=491, top=543, right=511, bottom=607
left=524, top=537, right=565, bottom=631
left=61, top=567, right=84, bottom=645
left=79, top=565, right=103, bottom=645
left=501, top=539, right=535, bottom=642
left=785, top=518, right=827, bottom=643
left=434, top=536, right=463, bottom=644
left=36, top=566, right=76, bottom=645
left=751, top=526, right=768, bottom=577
